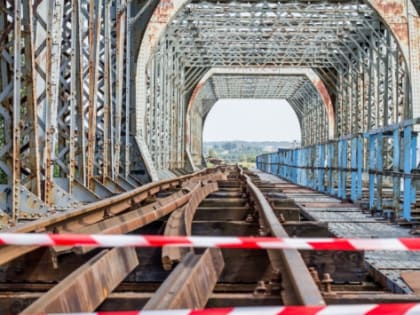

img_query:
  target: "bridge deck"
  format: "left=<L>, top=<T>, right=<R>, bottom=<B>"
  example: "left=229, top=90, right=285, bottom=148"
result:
left=254, top=169, right=420, bottom=294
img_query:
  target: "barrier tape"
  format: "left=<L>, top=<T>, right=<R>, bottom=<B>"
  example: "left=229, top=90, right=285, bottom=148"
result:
left=0, top=233, right=420, bottom=251
left=25, top=304, right=420, bottom=315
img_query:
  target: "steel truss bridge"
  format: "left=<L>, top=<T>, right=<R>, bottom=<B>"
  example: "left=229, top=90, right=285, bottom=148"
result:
left=2, top=0, right=420, bottom=225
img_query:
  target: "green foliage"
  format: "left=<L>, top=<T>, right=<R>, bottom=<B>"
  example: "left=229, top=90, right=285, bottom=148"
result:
left=204, top=140, right=295, bottom=165
left=208, top=148, right=217, bottom=158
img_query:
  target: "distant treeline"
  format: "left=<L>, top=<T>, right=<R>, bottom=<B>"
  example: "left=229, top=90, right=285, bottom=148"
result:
left=203, top=140, right=298, bottom=164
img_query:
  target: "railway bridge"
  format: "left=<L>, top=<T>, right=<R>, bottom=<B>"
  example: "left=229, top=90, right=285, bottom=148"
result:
left=1, top=0, right=420, bottom=313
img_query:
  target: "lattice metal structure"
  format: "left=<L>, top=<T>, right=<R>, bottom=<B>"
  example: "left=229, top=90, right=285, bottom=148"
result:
left=0, top=0, right=152, bottom=221
left=138, top=0, right=420, bottom=177
left=187, top=74, right=329, bottom=166
left=0, top=0, right=419, bottom=222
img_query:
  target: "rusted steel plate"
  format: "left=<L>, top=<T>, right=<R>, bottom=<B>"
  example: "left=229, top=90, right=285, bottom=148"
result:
left=0, top=170, right=226, bottom=265
left=162, top=181, right=219, bottom=270
left=20, top=247, right=138, bottom=314
left=0, top=170, right=225, bottom=265
left=162, top=206, right=191, bottom=270
left=0, top=246, right=39, bottom=266
left=4, top=169, right=222, bottom=235
left=401, top=271, right=420, bottom=295
left=67, top=187, right=197, bottom=255
left=144, top=248, right=224, bottom=309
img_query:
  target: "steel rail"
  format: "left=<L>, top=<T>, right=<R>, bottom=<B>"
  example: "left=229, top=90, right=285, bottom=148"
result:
left=239, top=167, right=325, bottom=306
left=144, top=248, right=224, bottom=310
left=0, top=168, right=225, bottom=265
left=162, top=178, right=220, bottom=270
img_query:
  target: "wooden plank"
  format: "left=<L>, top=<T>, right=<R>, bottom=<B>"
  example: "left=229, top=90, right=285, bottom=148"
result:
left=144, top=248, right=224, bottom=309
left=20, top=247, right=138, bottom=313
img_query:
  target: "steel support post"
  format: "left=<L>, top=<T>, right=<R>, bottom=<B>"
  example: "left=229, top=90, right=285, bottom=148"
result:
left=403, top=125, right=413, bottom=220
left=369, top=134, right=376, bottom=211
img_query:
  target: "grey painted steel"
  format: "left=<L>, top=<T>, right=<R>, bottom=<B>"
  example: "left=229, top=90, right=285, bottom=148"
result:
left=1, top=0, right=420, bottom=223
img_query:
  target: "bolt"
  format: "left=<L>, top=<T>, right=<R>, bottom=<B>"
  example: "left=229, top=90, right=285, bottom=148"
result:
left=258, top=227, right=268, bottom=236
left=321, top=273, right=333, bottom=293
left=245, top=213, right=254, bottom=222
left=278, top=213, right=286, bottom=223
left=254, top=280, right=268, bottom=295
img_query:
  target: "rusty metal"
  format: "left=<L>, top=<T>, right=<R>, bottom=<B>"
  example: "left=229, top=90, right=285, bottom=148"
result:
left=321, top=273, right=334, bottom=293
left=20, top=247, right=138, bottom=313
left=240, top=168, right=325, bottom=306
left=401, top=272, right=420, bottom=295
left=162, top=178, right=220, bottom=270
left=0, top=168, right=225, bottom=265
left=144, top=248, right=224, bottom=309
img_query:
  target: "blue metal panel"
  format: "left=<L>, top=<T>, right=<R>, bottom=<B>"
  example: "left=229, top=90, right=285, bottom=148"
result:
left=376, top=132, right=383, bottom=210
left=327, top=142, right=334, bottom=195
left=368, top=134, right=376, bottom=210
left=255, top=118, right=419, bottom=222
left=403, top=125, right=412, bottom=221
left=318, top=144, right=325, bottom=192
left=351, top=138, right=357, bottom=201
left=411, top=133, right=417, bottom=205
left=357, top=136, right=363, bottom=200
left=392, top=129, right=401, bottom=216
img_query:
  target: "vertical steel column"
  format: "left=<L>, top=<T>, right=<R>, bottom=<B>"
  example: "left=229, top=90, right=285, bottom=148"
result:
left=357, top=135, right=363, bottom=200
left=338, top=139, right=347, bottom=198
left=69, top=0, right=83, bottom=192
left=327, top=142, right=334, bottom=195
left=368, top=134, right=376, bottom=211
left=44, top=0, right=65, bottom=204
left=392, top=129, right=401, bottom=216
left=124, top=0, right=131, bottom=178
left=376, top=132, right=383, bottom=210
left=410, top=133, right=417, bottom=206
left=403, top=125, right=413, bottom=220
left=102, top=0, right=111, bottom=182
left=22, top=1, right=41, bottom=197
left=318, top=144, right=325, bottom=192
left=87, top=0, right=103, bottom=188
left=351, top=137, right=358, bottom=201
left=12, top=1, right=22, bottom=220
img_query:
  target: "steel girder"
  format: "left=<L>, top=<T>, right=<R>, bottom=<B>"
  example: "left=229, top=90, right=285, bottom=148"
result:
left=0, top=0, right=152, bottom=224
left=184, top=67, right=332, bottom=169
left=0, top=0, right=419, bottom=221
left=137, top=0, right=419, bottom=177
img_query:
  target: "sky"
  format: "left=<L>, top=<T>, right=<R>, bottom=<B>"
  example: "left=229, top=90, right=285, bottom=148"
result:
left=203, top=99, right=301, bottom=142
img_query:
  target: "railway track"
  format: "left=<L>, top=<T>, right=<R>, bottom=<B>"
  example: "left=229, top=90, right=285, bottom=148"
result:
left=0, top=166, right=419, bottom=313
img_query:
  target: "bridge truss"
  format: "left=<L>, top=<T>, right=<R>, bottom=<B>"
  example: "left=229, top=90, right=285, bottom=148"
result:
left=0, top=0, right=420, bottom=222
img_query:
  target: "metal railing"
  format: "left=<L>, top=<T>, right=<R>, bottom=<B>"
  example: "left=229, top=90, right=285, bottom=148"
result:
left=257, top=118, right=420, bottom=221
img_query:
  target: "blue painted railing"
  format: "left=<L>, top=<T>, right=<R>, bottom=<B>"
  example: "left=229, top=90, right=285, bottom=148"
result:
left=256, top=118, right=419, bottom=221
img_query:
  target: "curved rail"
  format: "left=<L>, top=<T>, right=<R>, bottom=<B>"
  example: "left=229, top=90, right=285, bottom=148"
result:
left=0, top=167, right=226, bottom=265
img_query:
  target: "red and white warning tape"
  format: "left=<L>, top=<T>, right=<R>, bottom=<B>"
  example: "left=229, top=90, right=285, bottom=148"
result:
left=33, top=304, right=420, bottom=315
left=0, top=233, right=420, bottom=251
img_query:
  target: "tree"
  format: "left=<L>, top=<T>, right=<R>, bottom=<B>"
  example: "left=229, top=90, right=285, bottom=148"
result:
left=208, top=148, right=217, bottom=158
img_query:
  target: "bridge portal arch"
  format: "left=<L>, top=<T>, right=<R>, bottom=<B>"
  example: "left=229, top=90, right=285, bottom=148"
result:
left=136, top=0, right=420, bottom=179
